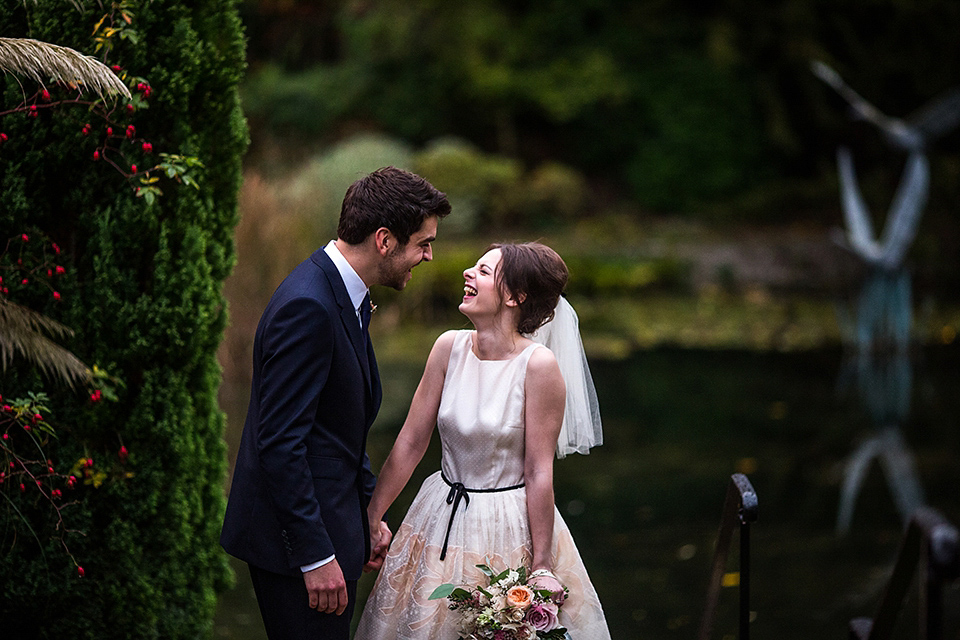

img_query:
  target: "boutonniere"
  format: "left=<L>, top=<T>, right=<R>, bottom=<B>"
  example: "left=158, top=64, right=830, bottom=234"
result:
left=369, top=299, right=377, bottom=314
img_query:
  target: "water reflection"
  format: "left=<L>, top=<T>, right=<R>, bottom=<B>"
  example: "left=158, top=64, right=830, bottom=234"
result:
left=835, top=268, right=925, bottom=534
left=215, top=345, right=960, bottom=639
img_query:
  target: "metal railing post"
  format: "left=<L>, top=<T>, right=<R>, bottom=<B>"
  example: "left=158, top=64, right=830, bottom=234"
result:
left=698, top=473, right=758, bottom=640
left=849, top=507, right=959, bottom=640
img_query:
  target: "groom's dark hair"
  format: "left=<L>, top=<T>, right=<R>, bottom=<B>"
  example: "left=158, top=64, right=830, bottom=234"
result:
left=338, top=166, right=450, bottom=245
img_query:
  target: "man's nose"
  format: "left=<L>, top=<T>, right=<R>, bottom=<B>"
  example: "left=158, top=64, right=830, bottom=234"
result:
left=423, top=245, right=433, bottom=262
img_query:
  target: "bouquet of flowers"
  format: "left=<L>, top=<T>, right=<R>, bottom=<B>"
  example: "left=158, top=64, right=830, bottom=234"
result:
left=428, top=564, right=570, bottom=640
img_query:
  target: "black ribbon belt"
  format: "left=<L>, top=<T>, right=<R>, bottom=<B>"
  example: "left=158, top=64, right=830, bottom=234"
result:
left=439, top=471, right=525, bottom=561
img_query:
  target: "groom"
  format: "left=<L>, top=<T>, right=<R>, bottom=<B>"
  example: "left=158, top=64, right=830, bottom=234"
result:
left=221, top=167, right=450, bottom=639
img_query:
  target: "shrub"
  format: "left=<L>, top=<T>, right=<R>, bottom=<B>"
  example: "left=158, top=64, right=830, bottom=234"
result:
left=0, top=1, right=248, bottom=638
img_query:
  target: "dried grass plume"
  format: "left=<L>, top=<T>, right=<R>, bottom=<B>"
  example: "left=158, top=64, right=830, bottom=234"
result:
left=0, top=298, right=91, bottom=388
left=0, top=37, right=131, bottom=100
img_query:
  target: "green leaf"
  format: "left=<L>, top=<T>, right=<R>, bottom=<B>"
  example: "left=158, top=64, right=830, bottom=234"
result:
left=476, top=564, right=493, bottom=577
left=492, top=567, right=510, bottom=583
left=428, top=583, right=456, bottom=600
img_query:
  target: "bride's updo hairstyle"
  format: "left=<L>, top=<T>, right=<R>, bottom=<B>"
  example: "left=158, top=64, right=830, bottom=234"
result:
left=490, top=242, right=569, bottom=335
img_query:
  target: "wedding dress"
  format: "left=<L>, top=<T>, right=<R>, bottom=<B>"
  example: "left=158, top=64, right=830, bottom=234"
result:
left=355, top=330, right=610, bottom=639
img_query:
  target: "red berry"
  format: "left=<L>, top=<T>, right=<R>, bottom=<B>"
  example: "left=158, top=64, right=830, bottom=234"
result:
left=93, top=150, right=100, bottom=161
left=143, top=87, right=152, bottom=99
left=34, top=414, right=42, bottom=422
left=119, top=445, right=129, bottom=461
left=41, top=89, right=51, bottom=101
left=126, top=104, right=135, bottom=113
left=111, top=64, right=122, bottom=72
left=53, top=291, right=61, bottom=300
left=52, top=488, right=62, bottom=498
left=47, top=269, right=53, bottom=277
left=142, top=142, right=153, bottom=153
left=131, top=164, right=137, bottom=174
left=2, top=433, right=8, bottom=440
left=126, top=125, right=136, bottom=138
left=20, top=483, right=25, bottom=493
left=77, top=566, right=85, bottom=578
left=21, top=278, right=28, bottom=285
left=85, top=458, right=93, bottom=468
left=55, top=265, right=65, bottom=275
left=23, top=424, right=31, bottom=432
left=106, top=126, right=113, bottom=136
left=48, top=466, right=54, bottom=473
left=21, top=233, right=28, bottom=242
left=52, top=243, right=60, bottom=254
left=0, top=132, right=8, bottom=142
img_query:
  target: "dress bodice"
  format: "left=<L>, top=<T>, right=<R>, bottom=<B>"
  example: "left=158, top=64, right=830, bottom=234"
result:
left=436, top=330, right=541, bottom=489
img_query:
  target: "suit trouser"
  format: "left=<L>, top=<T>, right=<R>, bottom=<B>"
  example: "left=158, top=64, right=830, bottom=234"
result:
left=248, top=563, right=358, bottom=640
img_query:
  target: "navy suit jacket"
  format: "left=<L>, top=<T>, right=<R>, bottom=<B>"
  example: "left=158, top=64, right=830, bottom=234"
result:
left=221, top=248, right=382, bottom=579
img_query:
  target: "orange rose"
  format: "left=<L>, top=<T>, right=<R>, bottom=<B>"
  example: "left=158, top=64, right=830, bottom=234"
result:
left=505, top=585, right=534, bottom=610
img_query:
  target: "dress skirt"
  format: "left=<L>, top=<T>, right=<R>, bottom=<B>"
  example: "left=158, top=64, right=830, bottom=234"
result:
left=354, top=471, right=611, bottom=639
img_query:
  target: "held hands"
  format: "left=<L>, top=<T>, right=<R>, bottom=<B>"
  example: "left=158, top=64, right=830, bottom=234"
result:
left=303, top=559, right=348, bottom=615
left=364, top=520, right=393, bottom=572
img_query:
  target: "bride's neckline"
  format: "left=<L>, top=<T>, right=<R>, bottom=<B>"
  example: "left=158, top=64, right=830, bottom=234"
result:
left=468, top=331, right=537, bottom=362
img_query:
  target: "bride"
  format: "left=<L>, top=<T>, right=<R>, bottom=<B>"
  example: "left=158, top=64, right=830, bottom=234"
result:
left=355, top=242, right=610, bottom=639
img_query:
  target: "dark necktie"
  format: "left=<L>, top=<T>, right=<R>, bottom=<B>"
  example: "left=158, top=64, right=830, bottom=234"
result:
left=359, top=292, right=372, bottom=336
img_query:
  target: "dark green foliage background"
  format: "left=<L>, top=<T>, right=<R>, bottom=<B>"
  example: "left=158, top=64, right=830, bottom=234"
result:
left=240, top=0, right=960, bottom=220
left=0, top=1, right=248, bottom=638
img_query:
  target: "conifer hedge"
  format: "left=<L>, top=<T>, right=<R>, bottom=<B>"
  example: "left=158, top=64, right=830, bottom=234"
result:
left=0, top=1, right=247, bottom=638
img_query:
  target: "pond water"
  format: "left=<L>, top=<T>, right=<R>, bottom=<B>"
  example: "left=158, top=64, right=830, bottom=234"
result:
left=214, top=344, right=960, bottom=640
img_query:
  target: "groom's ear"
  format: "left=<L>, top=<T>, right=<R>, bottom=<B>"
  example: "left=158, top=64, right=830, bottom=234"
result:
left=373, top=227, right=393, bottom=257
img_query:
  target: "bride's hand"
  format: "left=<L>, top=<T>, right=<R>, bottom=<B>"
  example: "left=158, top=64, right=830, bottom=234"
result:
left=364, top=520, right=392, bottom=572
left=528, top=572, right=566, bottom=603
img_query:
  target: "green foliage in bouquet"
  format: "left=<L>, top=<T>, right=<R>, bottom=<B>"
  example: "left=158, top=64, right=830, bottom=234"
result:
left=0, top=1, right=248, bottom=638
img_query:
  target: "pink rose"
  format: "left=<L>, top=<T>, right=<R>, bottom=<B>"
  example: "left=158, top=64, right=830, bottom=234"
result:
left=524, top=601, right=559, bottom=631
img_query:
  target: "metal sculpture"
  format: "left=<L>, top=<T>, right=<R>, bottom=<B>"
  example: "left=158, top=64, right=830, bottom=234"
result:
left=812, top=61, right=960, bottom=533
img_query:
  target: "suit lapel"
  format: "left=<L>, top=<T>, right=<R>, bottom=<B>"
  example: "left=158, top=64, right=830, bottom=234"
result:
left=311, top=249, right=373, bottom=393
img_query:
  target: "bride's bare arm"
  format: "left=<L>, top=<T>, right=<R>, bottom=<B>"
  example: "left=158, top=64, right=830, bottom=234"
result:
left=366, top=331, right=456, bottom=528
left=523, top=347, right=566, bottom=572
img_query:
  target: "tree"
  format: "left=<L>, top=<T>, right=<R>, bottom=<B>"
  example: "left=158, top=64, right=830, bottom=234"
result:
left=0, top=1, right=248, bottom=637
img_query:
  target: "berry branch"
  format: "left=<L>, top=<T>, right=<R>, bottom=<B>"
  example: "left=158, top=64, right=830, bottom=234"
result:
left=0, top=2, right=203, bottom=205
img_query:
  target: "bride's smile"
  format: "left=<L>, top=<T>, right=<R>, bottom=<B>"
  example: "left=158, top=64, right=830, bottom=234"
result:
left=459, top=249, right=502, bottom=314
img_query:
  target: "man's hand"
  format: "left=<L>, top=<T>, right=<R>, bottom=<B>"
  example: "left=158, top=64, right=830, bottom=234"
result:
left=303, top=559, right=348, bottom=615
left=364, top=520, right=393, bottom=572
